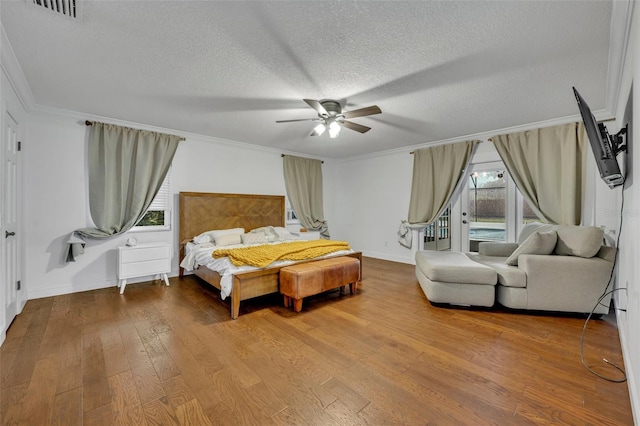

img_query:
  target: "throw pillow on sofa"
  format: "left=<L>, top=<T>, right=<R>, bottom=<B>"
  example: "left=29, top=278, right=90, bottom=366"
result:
left=506, top=230, right=558, bottom=266
left=554, top=225, right=604, bottom=258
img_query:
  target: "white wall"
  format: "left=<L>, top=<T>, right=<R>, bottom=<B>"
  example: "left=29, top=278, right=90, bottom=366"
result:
left=331, top=150, right=414, bottom=263
left=331, top=140, right=503, bottom=264
left=612, top=2, right=640, bottom=420
left=23, top=110, right=299, bottom=299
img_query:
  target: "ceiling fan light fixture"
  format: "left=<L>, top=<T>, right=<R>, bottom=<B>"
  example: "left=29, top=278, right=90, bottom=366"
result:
left=313, top=123, right=326, bottom=136
left=276, top=98, right=381, bottom=137
left=328, top=121, right=341, bottom=138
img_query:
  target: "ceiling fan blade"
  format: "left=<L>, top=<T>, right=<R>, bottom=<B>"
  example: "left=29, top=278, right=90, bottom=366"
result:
left=342, top=105, right=382, bottom=119
left=341, top=120, right=371, bottom=133
left=275, top=118, right=316, bottom=123
left=303, top=99, right=329, bottom=116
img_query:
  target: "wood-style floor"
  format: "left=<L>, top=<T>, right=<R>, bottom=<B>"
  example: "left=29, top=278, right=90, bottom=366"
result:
left=0, top=257, right=634, bottom=425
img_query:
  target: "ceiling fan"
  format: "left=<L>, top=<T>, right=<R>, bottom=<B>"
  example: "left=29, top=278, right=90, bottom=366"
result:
left=276, top=99, right=382, bottom=138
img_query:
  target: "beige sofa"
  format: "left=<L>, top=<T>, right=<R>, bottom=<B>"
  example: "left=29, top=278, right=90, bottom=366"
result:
left=415, top=222, right=616, bottom=315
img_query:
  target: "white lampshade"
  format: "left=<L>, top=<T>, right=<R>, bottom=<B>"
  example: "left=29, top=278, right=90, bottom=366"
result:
left=328, top=121, right=341, bottom=139
left=313, top=123, right=326, bottom=136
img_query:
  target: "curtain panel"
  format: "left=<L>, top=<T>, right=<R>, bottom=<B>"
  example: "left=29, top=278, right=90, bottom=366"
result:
left=283, top=155, right=330, bottom=239
left=491, top=122, right=587, bottom=225
left=66, top=122, right=181, bottom=261
left=408, top=140, right=476, bottom=224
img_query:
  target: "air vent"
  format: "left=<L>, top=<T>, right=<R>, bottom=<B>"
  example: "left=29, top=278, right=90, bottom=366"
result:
left=29, top=0, right=82, bottom=21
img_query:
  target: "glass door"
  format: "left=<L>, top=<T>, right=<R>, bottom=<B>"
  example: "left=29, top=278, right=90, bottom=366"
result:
left=424, top=206, right=451, bottom=251
left=461, top=164, right=509, bottom=252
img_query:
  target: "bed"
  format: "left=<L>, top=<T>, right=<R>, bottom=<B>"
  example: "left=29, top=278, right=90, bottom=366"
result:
left=178, top=192, right=362, bottom=319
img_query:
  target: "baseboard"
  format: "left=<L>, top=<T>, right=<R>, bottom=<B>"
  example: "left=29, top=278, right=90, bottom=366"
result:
left=27, top=272, right=181, bottom=300
left=28, top=279, right=117, bottom=299
left=616, top=311, right=639, bottom=424
left=361, top=250, right=415, bottom=265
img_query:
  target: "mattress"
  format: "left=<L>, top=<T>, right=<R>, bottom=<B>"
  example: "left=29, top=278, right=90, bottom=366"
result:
left=180, top=240, right=353, bottom=299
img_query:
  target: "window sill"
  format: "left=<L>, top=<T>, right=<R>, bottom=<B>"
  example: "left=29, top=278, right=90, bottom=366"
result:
left=129, top=226, right=171, bottom=233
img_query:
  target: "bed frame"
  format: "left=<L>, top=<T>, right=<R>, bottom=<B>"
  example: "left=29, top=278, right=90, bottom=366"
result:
left=178, top=192, right=362, bottom=319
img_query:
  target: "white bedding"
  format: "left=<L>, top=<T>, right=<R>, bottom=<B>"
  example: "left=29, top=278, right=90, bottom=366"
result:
left=180, top=240, right=353, bottom=300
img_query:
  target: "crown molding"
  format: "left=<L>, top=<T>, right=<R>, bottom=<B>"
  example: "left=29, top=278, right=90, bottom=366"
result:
left=334, top=111, right=612, bottom=164
left=29, top=104, right=328, bottom=162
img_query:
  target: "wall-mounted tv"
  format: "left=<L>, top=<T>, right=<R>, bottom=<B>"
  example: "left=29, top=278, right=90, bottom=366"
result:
left=573, top=87, right=626, bottom=189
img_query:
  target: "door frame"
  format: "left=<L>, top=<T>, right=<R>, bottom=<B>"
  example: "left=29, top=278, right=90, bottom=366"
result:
left=451, top=160, right=518, bottom=252
left=1, top=69, right=26, bottom=345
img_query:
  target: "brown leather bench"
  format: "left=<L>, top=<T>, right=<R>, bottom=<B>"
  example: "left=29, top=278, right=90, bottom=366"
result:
left=279, top=256, right=361, bottom=312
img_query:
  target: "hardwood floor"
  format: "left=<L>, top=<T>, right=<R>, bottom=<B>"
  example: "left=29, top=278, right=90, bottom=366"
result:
left=0, top=257, right=634, bottom=425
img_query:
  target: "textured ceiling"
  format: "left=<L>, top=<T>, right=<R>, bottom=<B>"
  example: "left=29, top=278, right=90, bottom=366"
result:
left=1, top=1, right=615, bottom=158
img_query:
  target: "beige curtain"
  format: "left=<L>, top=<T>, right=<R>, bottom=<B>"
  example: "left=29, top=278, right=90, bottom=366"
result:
left=283, top=155, right=329, bottom=238
left=492, top=122, right=587, bottom=225
left=408, top=140, right=476, bottom=224
left=67, top=122, right=182, bottom=261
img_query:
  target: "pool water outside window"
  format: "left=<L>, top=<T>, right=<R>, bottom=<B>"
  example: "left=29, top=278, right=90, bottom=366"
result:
left=467, top=169, right=539, bottom=251
left=468, top=170, right=506, bottom=251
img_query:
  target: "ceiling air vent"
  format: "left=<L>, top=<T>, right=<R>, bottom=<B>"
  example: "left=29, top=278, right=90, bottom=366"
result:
left=29, top=0, right=82, bottom=21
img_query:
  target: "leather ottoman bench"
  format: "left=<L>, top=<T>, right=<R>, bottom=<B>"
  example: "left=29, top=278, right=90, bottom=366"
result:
left=279, top=256, right=361, bottom=312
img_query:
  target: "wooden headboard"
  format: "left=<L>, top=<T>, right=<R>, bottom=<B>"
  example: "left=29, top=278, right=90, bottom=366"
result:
left=179, top=192, right=285, bottom=245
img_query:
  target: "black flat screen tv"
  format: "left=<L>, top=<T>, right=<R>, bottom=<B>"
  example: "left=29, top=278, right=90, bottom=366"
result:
left=573, top=87, right=624, bottom=189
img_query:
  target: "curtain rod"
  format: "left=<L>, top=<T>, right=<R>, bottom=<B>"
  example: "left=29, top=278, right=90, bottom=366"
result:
left=85, top=120, right=185, bottom=141
left=281, top=154, right=324, bottom=164
left=410, top=140, right=483, bottom=154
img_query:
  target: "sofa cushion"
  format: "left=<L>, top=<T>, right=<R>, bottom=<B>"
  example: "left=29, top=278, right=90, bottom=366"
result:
left=478, top=242, right=519, bottom=257
left=518, top=222, right=558, bottom=244
left=554, top=225, right=604, bottom=258
left=467, top=254, right=527, bottom=288
left=506, top=230, right=558, bottom=266
left=415, top=251, right=496, bottom=285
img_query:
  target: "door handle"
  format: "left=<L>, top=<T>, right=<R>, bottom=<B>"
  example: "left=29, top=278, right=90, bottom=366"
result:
left=5, top=231, right=15, bottom=238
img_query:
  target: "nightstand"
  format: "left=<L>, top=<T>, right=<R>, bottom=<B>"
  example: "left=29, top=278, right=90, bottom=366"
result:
left=293, top=231, right=320, bottom=240
left=117, top=242, right=171, bottom=294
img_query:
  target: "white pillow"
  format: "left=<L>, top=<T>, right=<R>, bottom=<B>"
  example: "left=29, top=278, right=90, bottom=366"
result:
left=241, top=232, right=268, bottom=245
left=506, top=230, right=558, bottom=266
left=517, top=222, right=558, bottom=244
left=211, top=227, right=244, bottom=239
left=193, top=232, right=215, bottom=244
left=249, top=226, right=279, bottom=242
left=215, top=233, right=243, bottom=247
left=193, top=228, right=244, bottom=244
left=554, top=225, right=604, bottom=258
left=273, top=226, right=297, bottom=241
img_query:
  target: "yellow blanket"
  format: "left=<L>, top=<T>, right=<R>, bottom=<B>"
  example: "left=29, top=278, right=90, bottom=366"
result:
left=213, top=240, right=351, bottom=268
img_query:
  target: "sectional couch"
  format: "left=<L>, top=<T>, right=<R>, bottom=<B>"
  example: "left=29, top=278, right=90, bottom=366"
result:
left=415, top=222, right=616, bottom=315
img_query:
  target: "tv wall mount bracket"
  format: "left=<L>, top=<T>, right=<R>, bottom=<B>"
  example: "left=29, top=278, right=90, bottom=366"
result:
left=610, top=124, right=628, bottom=157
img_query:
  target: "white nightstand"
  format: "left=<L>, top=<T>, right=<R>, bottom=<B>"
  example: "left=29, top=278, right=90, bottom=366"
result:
left=293, top=231, right=320, bottom=240
left=117, top=242, right=171, bottom=294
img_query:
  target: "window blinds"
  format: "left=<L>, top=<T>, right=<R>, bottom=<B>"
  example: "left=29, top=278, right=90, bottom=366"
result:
left=148, top=167, right=171, bottom=212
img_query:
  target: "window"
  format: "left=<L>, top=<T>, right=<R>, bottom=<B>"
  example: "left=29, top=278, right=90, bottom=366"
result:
left=131, top=167, right=172, bottom=231
left=286, top=208, right=299, bottom=224
left=424, top=206, right=451, bottom=251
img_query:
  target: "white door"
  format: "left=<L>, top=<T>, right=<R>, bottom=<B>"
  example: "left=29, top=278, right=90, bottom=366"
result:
left=459, top=162, right=513, bottom=252
left=423, top=206, right=451, bottom=251
left=3, top=109, right=20, bottom=329
left=1, top=66, right=25, bottom=343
